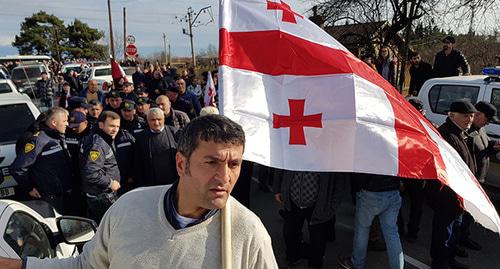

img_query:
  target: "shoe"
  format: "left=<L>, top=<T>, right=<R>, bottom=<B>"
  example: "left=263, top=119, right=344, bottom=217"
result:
left=461, top=238, right=482, bottom=251
left=454, top=246, right=469, bottom=258
left=448, top=258, right=470, bottom=269
left=337, top=256, right=354, bottom=269
left=368, top=240, right=387, bottom=251
left=405, top=233, right=418, bottom=243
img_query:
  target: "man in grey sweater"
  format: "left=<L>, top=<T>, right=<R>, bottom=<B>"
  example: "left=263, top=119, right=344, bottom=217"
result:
left=0, top=114, right=278, bottom=269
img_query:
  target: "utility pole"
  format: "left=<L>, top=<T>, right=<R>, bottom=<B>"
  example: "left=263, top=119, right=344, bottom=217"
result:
left=123, top=7, right=127, bottom=61
left=162, top=33, right=168, bottom=65
left=107, top=0, right=115, bottom=59
left=179, top=6, right=213, bottom=69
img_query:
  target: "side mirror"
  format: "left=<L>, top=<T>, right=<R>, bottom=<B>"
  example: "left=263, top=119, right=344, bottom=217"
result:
left=56, top=216, right=97, bottom=245
left=18, top=87, right=25, bottom=93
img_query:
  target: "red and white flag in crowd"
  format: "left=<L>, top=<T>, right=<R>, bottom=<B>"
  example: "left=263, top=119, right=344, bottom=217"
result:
left=111, top=58, right=128, bottom=83
left=219, top=0, right=500, bottom=232
left=204, top=71, right=217, bottom=107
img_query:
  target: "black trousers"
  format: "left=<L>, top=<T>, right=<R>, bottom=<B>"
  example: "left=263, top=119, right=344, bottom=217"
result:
left=430, top=213, right=462, bottom=269
left=283, top=202, right=329, bottom=268
left=402, top=180, right=425, bottom=236
left=86, top=192, right=117, bottom=224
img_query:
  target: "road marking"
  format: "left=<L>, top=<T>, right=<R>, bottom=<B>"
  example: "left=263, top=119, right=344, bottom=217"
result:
left=251, top=176, right=431, bottom=268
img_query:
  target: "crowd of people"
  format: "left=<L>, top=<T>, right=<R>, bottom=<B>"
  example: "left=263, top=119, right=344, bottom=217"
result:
left=2, top=35, right=499, bottom=269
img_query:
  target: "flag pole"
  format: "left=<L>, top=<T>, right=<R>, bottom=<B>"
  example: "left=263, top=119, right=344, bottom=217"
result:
left=221, top=198, right=232, bottom=269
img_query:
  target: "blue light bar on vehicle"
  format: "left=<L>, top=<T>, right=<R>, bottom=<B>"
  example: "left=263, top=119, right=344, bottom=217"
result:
left=482, top=67, right=500, bottom=76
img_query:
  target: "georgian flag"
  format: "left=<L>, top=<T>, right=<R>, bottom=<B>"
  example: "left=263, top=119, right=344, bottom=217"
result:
left=219, top=0, right=500, bottom=232
left=204, top=71, right=217, bottom=107
left=111, top=58, right=128, bottom=83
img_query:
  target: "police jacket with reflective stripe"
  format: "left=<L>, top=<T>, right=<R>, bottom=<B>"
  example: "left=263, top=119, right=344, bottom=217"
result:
left=115, top=129, right=135, bottom=182
left=10, top=128, right=72, bottom=196
left=80, top=128, right=121, bottom=195
left=120, top=115, right=147, bottom=137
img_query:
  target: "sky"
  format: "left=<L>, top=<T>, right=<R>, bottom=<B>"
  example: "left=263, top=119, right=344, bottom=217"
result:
left=0, top=0, right=313, bottom=57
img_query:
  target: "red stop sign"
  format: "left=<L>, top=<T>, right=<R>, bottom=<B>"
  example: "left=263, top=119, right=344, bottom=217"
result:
left=125, top=44, right=137, bottom=56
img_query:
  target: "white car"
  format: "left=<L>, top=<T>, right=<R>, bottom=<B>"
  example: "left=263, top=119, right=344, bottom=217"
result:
left=0, top=199, right=96, bottom=259
left=0, top=93, right=40, bottom=199
left=80, top=65, right=133, bottom=91
left=61, top=63, right=88, bottom=75
left=0, top=80, right=22, bottom=95
left=418, top=69, right=500, bottom=189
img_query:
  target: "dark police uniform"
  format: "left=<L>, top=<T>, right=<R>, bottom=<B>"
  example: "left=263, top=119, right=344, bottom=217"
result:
left=115, top=129, right=136, bottom=195
left=80, top=128, right=120, bottom=223
left=121, top=115, right=147, bottom=136
left=10, top=128, right=73, bottom=214
left=65, top=125, right=91, bottom=217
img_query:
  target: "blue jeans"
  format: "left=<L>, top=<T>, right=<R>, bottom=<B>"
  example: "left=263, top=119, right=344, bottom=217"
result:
left=352, top=190, right=404, bottom=269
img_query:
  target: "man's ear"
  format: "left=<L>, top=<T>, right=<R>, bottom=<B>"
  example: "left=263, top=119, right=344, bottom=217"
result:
left=176, top=152, right=186, bottom=176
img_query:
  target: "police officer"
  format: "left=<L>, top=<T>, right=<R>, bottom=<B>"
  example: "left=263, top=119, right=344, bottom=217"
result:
left=134, top=108, right=178, bottom=187
left=115, top=128, right=136, bottom=195
left=103, top=90, right=122, bottom=114
left=120, top=82, right=138, bottom=101
left=136, top=97, right=151, bottom=119
left=65, top=111, right=92, bottom=216
left=80, top=111, right=121, bottom=223
left=120, top=99, right=147, bottom=136
left=10, top=107, right=73, bottom=214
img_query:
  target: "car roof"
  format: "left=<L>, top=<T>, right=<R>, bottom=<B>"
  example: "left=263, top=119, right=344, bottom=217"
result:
left=427, top=75, right=498, bottom=85
left=91, top=65, right=111, bottom=70
left=0, top=92, right=32, bottom=104
left=12, top=64, right=45, bottom=69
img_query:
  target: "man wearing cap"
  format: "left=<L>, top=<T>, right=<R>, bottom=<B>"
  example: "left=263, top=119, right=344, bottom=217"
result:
left=121, top=82, right=138, bottom=101
left=433, top=36, right=471, bottom=78
left=136, top=97, right=151, bottom=118
left=79, top=79, right=105, bottom=104
left=120, top=99, right=147, bottom=136
left=457, top=102, right=500, bottom=252
left=156, top=95, right=190, bottom=129
left=427, top=99, right=477, bottom=269
left=67, top=96, right=90, bottom=115
left=104, top=90, right=123, bottom=115
left=65, top=111, right=92, bottom=216
left=80, top=111, right=121, bottom=223
left=10, top=107, right=74, bottom=214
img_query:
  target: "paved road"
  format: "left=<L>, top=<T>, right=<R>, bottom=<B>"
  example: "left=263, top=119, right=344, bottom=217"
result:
left=246, top=169, right=500, bottom=269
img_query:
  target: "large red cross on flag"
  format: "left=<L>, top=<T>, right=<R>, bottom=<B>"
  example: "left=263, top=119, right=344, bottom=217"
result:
left=219, top=0, right=500, bottom=232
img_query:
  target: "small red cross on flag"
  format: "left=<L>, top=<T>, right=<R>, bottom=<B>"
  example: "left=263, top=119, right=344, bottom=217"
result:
left=273, top=99, right=322, bottom=145
left=266, top=0, right=304, bottom=24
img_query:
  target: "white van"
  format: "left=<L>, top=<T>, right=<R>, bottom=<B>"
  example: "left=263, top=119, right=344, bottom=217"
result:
left=0, top=93, right=40, bottom=198
left=418, top=69, right=500, bottom=190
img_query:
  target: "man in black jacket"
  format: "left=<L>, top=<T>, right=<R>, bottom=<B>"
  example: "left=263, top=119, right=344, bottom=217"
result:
left=35, top=71, right=53, bottom=108
left=409, top=52, right=433, bottom=96
left=433, top=36, right=470, bottom=78
left=80, top=111, right=121, bottom=223
left=428, top=100, right=477, bottom=269
left=10, top=107, right=73, bottom=214
left=134, top=108, right=178, bottom=187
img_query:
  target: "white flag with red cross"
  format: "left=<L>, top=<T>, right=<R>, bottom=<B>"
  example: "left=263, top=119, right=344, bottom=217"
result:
left=204, top=71, right=217, bottom=107
left=219, top=0, right=500, bottom=232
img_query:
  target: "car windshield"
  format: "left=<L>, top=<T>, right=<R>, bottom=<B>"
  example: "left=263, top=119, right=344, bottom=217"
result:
left=0, top=103, right=35, bottom=144
left=0, top=82, right=14, bottom=94
left=94, top=68, right=112, bottom=77
left=11, top=67, right=41, bottom=80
